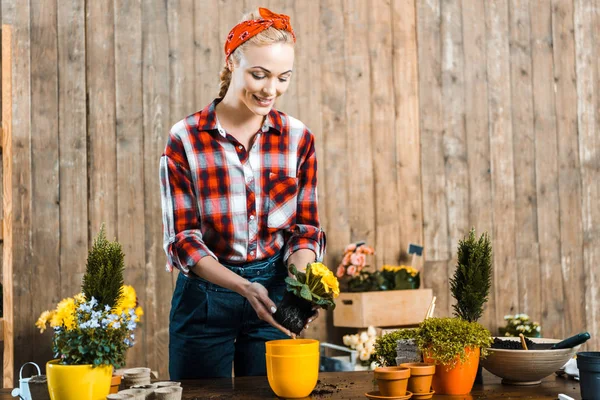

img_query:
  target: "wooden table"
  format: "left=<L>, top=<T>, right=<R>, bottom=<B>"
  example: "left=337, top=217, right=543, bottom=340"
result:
left=0, top=370, right=582, bottom=399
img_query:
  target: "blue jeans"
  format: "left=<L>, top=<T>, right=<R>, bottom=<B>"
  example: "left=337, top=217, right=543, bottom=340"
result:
left=169, top=253, right=289, bottom=379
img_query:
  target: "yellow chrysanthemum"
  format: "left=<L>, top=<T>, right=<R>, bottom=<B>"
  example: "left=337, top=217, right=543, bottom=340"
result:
left=36, top=310, right=53, bottom=333
left=309, top=262, right=330, bottom=277
left=117, top=285, right=137, bottom=310
left=320, top=273, right=340, bottom=298
left=52, top=297, right=77, bottom=330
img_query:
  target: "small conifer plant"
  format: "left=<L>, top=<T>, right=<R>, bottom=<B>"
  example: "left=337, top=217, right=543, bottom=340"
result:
left=82, top=224, right=125, bottom=308
left=450, top=228, right=493, bottom=323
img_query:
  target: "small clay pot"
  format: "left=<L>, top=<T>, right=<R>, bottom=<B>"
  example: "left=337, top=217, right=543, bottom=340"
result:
left=118, top=388, right=147, bottom=400
left=374, top=366, right=411, bottom=397
left=154, top=386, right=183, bottom=400
left=155, top=381, right=181, bottom=388
left=110, top=374, right=122, bottom=394
left=107, top=395, right=134, bottom=400
left=400, top=362, right=436, bottom=394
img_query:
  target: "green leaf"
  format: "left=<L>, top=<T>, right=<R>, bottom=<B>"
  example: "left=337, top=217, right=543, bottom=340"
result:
left=285, top=277, right=303, bottom=287
left=300, top=285, right=312, bottom=301
left=288, top=264, right=298, bottom=276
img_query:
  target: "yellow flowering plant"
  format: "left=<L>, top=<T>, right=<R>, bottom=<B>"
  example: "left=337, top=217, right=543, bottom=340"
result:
left=35, top=226, right=143, bottom=368
left=379, top=265, right=420, bottom=290
left=273, top=262, right=340, bottom=334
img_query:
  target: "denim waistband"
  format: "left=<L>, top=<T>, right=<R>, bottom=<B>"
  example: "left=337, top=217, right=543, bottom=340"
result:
left=219, top=252, right=285, bottom=279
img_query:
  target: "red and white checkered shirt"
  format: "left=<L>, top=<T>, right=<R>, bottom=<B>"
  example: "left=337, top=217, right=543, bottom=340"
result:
left=160, top=99, right=325, bottom=273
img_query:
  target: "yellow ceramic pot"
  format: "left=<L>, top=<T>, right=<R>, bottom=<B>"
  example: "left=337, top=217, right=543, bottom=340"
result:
left=266, top=338, right=319, bottom=356
left=265, top=341, right=320, bottom=399
left=46, top=360, right=113, bottom=400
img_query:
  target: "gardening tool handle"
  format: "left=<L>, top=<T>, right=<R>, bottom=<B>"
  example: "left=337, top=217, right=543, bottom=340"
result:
left=551, top=332, right=591, bottom=349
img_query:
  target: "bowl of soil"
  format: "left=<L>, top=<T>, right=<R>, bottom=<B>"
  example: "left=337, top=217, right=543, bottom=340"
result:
left=481, top=337, right=580, bottom=385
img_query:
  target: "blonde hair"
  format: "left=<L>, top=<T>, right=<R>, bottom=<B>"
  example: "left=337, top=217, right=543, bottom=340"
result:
left=218, top=9, right=295, bottom=98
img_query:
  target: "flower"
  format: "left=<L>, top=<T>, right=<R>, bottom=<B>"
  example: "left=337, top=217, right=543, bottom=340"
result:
left=500, top=314, right=542, bottom=338
left=36, top=286, right=144, bottom=368
left=342, top=326, right=379, bottom=368
left=309, top=262, right=331, bottom=277
left=336, top=265, right=346, bottom=278
left=346, top=265, right=358, bottom=277
left=321, top=273, right=340, bottom=298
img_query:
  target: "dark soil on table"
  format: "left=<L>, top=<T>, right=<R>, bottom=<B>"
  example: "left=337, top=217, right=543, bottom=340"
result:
left=490, top=337, right=551, bottom=350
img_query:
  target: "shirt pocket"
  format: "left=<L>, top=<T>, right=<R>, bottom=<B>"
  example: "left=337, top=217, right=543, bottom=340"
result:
left=266, top=173, right=298, bottom=230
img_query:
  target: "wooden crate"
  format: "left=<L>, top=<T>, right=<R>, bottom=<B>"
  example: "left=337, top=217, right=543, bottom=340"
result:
left=333, top=289, right=433, bottom=328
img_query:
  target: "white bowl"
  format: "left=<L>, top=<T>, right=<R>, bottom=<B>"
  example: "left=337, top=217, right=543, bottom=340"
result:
left=481, top=337, right=580, bottom=385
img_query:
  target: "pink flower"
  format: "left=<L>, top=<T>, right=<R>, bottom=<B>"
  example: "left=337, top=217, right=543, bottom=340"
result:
left=336, top=265, right=346, bottom=278
left=342, top=252, right=352, bottom=266
left=347, top=265, right=358, bottom=277
left=350, top=253, right=366, bottom=268
left=357, top=245, right=375, bottom=255
left=345, top=243, right=357, bottom=253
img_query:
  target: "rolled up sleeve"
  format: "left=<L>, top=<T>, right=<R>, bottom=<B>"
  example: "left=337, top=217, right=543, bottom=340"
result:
left=283, top=131, right=327, bottom=263
left=160, top=134, right=216, bottom=273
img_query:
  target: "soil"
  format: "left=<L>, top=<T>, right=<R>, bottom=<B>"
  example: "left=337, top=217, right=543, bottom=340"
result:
left=273, top=291, right=314, bottom=334
left=491, top=337, right=549, bottom=350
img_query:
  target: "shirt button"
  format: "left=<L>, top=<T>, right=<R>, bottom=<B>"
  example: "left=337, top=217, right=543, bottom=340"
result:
left=246, top=176, right=253, bottom=183
left=249, top=250, right=255, bottom=256
left=249, top=214, right=255, bottom=220
left=238, top=145, right=243, bottom=150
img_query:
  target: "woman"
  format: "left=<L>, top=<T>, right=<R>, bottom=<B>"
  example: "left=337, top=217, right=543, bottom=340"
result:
left=160, top=7, right=325, bottom=379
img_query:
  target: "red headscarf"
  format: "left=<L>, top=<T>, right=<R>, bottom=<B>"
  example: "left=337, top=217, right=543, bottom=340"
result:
left=224, top=7, right=296, bottom=61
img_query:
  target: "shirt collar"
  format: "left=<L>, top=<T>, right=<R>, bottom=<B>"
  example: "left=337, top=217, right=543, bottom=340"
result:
left=197, top=99, right=283, bottom=136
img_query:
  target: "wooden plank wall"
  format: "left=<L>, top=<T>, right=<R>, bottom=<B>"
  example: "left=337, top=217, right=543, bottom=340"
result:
left=0, top=0, right=598, bottom=383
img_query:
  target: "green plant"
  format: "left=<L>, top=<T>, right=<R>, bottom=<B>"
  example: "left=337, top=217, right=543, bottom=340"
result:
left=82, top=225, right=125, bottom=308
left=415, top=317, right=492, bottom=369
left=450, top=228, right=492, bottom=322
left=36, top=227, right=141, bottom=368
left=371, top=328, right=419, bottom=367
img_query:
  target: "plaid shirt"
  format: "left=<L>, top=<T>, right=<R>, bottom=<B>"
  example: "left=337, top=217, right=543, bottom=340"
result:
left=160, top=99, right=325, bottom=273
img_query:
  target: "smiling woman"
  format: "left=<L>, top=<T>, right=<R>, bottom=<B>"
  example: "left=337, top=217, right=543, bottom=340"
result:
left=160, top=7, right=326, bottom=381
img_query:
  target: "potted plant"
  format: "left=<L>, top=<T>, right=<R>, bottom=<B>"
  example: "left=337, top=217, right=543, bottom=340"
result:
left=36, top=226, right=143, bottom=400
left=273, top=262, right=339, bottom=335
left=417, top=317, right=492, bottom=395
left=450, top=228, right=493, bottom=385
left=335, top=242, right=376, bottom=292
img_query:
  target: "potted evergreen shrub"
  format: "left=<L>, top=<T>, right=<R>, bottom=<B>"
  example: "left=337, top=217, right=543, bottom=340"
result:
left=450, top=228, right=493, bottom=386
left=37, top=226, right=142, bottom=400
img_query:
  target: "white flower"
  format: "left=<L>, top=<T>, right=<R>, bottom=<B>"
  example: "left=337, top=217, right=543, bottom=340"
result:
left=365, top=339, right=375, bottom=351
left=536, top=326, right=541, bottom=332
left=356, top=343, right=365, bottom=353
left=367, top=326, right=377, bottom=338
left=504, top=315, right=513, bottom=320
left=370, top=361, right=378, bottom=370
left=360, top=332, right=369, bottom=343
left=349, top=335, right=359, bottom=348
left=512, top=319, right=520, bottom=326
left=359, top=349, right=370, bottom=361
left=516, top=325, right=525, bottom=331
left=343, top=335, right=351, bottom=347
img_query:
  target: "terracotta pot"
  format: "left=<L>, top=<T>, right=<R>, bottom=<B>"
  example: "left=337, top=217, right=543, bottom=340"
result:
left=374, top=366, right=410, bottom=397
left=399, top=362, right=436, bottom=394
left=110, top=375, right=122, bottom=394
left=423, top=347, right=480, bottom=395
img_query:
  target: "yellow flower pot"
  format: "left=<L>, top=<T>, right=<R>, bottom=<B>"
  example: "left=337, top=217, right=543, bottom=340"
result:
left=46, top=360, right=113, bottom=400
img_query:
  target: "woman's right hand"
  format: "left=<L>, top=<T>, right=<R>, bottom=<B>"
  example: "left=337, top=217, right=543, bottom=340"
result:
left=243, top=281, right=294, bottom=338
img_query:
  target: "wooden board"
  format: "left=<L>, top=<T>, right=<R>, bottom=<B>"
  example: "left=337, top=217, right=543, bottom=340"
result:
left=1, top=24, right=14, bottom=388
left=333, top=289, right=433, bottom=328
left=370, top=0, right=400, bottom=269
left=344, top=0, right=375, bottom=249
left=30, top=0, right=60, bottom=366
left=194, top=0, right=221, bottom=107
left=2, top=0, right=33, bottom=381
left=115, top=0, right=146, bottom=370
left=574, top=0, right=599, bottom=350
left=552, top=0, right=584, bottom=341
left=461, top=0, right=495, bottom=332
left=86, top=1, right=117, bottom=240
left=142, top=0, right=171, bottom=379
left=531, top=0, right=563, bottom=340
left=508, top=0, right=540, bottom=320
left=57, top=0, right=88, bottom=298
left=440, top=0, right=467, bottom=313
left=417, top=0, right=449, bottom=262
left=391, top=0, right=423, bottom=264
left=484, top=0, right=518, bottom=330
